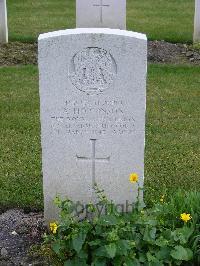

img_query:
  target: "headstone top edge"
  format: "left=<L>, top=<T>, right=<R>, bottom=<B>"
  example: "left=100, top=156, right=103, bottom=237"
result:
left=38, top=28, right=147, bottom=42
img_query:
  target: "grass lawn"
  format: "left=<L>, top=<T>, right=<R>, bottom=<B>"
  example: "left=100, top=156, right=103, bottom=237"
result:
left=145, top=64, right=200, bottom=203
left=0, top=66, right=42, bottom=210
left=7, top=0, right=194, bottom=43
left=0, top=64, right=199, bottom=209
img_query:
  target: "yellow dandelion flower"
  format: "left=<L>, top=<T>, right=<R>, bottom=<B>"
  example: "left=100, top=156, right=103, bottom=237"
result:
left=160, top=195, right=165, bottom=203
left=50, top=222, right=58, bottom=234
left=180, top=213, right=192, bottom=223
left=129, top=173, right=139, bottom=183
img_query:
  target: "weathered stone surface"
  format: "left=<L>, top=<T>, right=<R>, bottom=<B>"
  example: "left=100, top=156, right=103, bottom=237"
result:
left=194, top=0, right=200, bottom=42
left=1, top=248, right=8, bottom=258
left=76, top=0, right=126, bottom=29
left=38, top=28, right=147, bottom=223
left=0, top=0, right=8, bottom=43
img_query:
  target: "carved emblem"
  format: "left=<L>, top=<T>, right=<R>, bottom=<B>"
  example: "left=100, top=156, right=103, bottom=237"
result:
left=69, top=47, right=117, bottom=95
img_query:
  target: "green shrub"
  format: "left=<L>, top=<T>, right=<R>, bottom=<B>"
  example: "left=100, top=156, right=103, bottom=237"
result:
left=43, top=186, right=200, bottom=265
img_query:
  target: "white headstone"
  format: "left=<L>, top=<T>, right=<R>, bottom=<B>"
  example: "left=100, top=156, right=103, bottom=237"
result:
left=0, top=0, right=8, bottom=43
left=194, top=0, right=200, bottom=42
left=38, top=28, right=147, bottom=222
left=76, top=0, right=126, bottom=30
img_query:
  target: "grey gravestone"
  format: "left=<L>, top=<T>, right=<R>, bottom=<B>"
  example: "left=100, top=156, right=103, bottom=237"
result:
left=76, top=0, right=126, bottom=29
left=38, top=28, right=147, bottom=222
left=0, top=0, right=8, bottom=43
left=194, top=0, right=200, bottom=42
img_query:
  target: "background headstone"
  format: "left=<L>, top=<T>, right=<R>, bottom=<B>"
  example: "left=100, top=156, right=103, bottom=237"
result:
left=38, top=28, right=147, bottom=222
left=194, top=0, right=200, bottom=42
left=76, top=0, right=126, bottom=29
left=0, top=0, right=8, bottom=43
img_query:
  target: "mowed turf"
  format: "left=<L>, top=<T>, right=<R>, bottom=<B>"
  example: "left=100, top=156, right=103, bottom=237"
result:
left=0, top=66, right=42, bottom=209
left=7, top=0, right=75, bottom=43
left=0, top=64, right=199, bottom=209
left=7, top=0, right=194, bottom=43
left=145, top=64, right=200, bottom=203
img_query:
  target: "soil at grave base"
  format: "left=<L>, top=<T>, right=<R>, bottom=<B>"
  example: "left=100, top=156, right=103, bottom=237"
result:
left=0, top=41, right=200, bottom=66
left=0, top=209, right=49, bottom=266
left=0, top=42, right=37, bottom=66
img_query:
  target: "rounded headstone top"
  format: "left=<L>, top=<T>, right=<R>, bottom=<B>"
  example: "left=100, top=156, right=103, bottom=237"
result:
left=38, top=28, right=147, bottom=42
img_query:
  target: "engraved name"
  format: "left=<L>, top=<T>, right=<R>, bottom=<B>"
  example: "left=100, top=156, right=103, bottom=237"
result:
left=51, top=99, right=136, bottom=136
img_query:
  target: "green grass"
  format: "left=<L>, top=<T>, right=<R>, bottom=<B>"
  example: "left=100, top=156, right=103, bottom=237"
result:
left=127, top=0, right=194, bottom=43
left=7, top=0, right=75, bottom=42
left=145, top=64, right=200, bottom=203
left=0, top=64, right=200, bottom=209
left=7, top=0, right=194, bottom=43
left=0, top=66, right=42, bottom=210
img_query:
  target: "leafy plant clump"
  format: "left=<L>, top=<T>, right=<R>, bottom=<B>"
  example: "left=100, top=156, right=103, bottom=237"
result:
left=43, top=187, right=200, bottom=266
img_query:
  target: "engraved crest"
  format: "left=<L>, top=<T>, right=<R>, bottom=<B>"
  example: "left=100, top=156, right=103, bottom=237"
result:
left=69, top=47, right=117, bottom=95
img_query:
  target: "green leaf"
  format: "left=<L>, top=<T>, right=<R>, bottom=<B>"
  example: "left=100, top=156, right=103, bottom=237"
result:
left=52, top=242, right=61, bottom=254
left=144, top=219, right=157, bottom=226
left=139, top=252, right=146, bottom=263
left=156, top=247, right=171, bottom=260
left=94, top=246, right=107, bottom=257
left=174, top=227, right=194, bottom=244
left=91, top=258, right=107, bottom=266
left=124, top=258, right=140, bottom=266
left=113, top=256, right=123, bottom=266
left=99, top=214, right=119, bottom=226
left=155, top=237, right=169, bottom=247
left=78, top=249, right=88, bottom=259
left=88, top=239, right=101, bottom=246
left=64, top=258, right=87, bottom=266
left=105, top=243, right=117, bottom=258
left=147, top=252, right=157, bottom=262
left=72, top=231, right=86, bottom=253
left=116, top=240, right=131, bottom=256
left=143, top=226, right=157, bottom=242
left=170, top=245, right=193, bottom=261
left=64, top=260, right=74, bottom=266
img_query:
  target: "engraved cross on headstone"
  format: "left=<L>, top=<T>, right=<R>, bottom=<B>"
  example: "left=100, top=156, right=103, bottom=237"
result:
left=93, top=0, right=110, bottom=23
left=76, top=0, right=126, bottom=30
left=76, top=139, right=110, bottom=187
